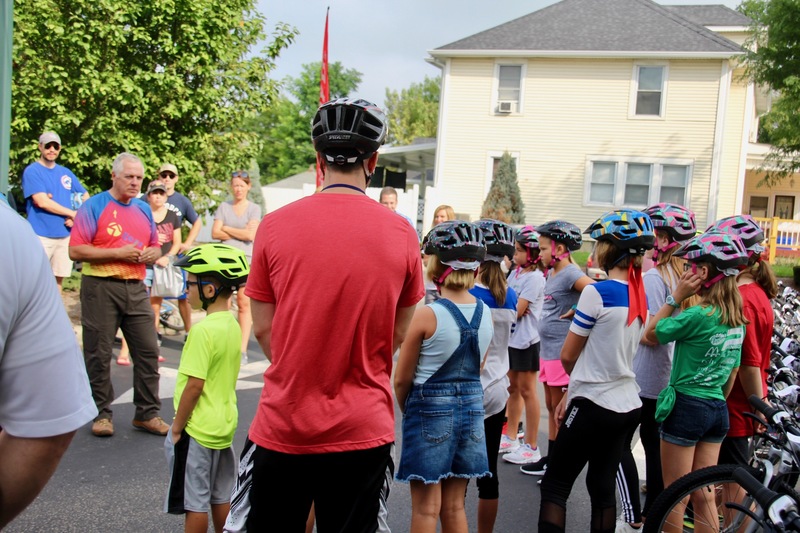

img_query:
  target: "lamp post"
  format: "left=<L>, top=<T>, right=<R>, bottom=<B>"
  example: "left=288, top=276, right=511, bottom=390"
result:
left=0, top=0, right=12, bottom=197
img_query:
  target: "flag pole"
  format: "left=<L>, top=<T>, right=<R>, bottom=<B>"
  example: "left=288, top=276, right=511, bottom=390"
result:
left=315, top=7, right=330, bottom=189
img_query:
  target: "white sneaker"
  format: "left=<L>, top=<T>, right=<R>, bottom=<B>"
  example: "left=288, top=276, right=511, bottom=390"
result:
left=615, top=514, right=641, bottom=532
left=499, top=434, right=520, bottom=454
left=503, top=443, right=542, bottom=465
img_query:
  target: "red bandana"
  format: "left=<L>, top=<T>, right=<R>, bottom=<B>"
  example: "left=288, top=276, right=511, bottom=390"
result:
left=627, top=262, right=647, bottom=325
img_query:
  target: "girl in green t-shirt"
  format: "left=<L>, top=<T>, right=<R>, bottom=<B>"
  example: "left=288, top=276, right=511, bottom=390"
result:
left=642, top=231, right=749, bottom=528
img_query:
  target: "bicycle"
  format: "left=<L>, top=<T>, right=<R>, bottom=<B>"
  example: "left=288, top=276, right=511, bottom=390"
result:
left=643, top=395, right=800, bottom=533
left=159, top=299, right=184, bottom=334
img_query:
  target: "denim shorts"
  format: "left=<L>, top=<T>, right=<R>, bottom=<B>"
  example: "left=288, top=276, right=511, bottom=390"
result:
left=660, top=392, right=729, bottom=446
left=396, top=383, right=490, bottom=484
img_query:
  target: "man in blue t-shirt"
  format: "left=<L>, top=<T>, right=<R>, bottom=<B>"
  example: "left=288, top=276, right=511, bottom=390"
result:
left=159, top=163, right=203, bottom=334
left=22, top=132, right=89, bottom=292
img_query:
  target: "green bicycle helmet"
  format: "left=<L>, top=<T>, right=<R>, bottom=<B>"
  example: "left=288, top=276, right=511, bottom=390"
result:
left=175, top=244, right=249, bottom=288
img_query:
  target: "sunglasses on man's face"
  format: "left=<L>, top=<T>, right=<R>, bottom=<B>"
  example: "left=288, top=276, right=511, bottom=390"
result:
left=44, top=142, right=61, bottom=150
left=159, top=172, right=177, bottom=179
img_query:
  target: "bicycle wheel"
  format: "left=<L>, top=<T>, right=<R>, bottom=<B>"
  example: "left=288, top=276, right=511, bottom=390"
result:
left=643, top=464, right=764, bottom=533
left=160, top=300, right=185, bottom=333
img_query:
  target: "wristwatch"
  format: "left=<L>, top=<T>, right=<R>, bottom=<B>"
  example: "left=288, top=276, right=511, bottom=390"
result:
left=665, top=294, right=680, bottom=308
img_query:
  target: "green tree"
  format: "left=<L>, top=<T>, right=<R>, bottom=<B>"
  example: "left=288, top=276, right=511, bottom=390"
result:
left=481, top=152, right=525, bottom=224
left=384, top=75, right=440, bottom=145
left=11, top=0, right=297, bottom=212
left=740, top=0, right=800, bottom=185
left=252, top=61, right=361, bottom=184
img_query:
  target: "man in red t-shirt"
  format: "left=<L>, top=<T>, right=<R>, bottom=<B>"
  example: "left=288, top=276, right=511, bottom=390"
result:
left=226, top=99, right=424, bottom=532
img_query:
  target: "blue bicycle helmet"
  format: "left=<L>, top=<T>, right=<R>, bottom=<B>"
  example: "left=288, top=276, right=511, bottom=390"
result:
left=584, top=209, right=655, bottom=254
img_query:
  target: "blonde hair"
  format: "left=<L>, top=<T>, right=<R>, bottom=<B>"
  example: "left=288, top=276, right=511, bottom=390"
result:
left=431, top=205, right=456, bottom=226
left=478, top=261, right=508, bottom=306
left=698, top=264, right=748, bottom=327
left=595, top=241, right=643, bottom=271
left=427, top=255, right=476, bottom=291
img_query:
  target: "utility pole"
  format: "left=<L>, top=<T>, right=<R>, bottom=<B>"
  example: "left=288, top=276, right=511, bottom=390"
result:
left=0, top=0, right=12, bottom=196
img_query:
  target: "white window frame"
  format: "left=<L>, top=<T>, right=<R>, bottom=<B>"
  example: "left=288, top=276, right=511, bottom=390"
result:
left=491, top=62, right=526, bottom=115
left=485, top=151, right=520, bottom=199
left=628, top=62, right=669, bottom=119
left=583, top=156, right=693, bottom=208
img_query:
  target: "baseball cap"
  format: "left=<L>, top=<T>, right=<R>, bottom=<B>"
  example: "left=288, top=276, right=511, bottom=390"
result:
left=39, top=132, right=61, bottom=145
left=158, top=163, right=178, bottom=176
left=146, top=181, right=167, bottom=194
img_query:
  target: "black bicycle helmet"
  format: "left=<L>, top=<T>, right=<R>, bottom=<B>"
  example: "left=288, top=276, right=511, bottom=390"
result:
left=311, top=98, right=388, bottom=157
left=584, top=209, right=655, bottom=254
left=423, top=221, right=486, bottom=269
left=475, top=219, right=515, bottom=259
left=535, top=220, right=582, bottom=251
left=175, top=244, right=249, bottom=288
left=644, top=203, right=696, bottom=242
left=673, top=231, right=749, bottom=273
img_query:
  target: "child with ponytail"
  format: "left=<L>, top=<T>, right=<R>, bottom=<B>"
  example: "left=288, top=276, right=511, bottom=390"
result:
left=470, top=219, right=519, bottom=533
left=707, top=215, right=776, bottom=468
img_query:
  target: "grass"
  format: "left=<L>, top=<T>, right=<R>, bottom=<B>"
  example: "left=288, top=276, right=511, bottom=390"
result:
left=63, top=271, right=82, bottom=292
left=572, top=251, right=589, bottom=268
left=771, top=257, right=799, bottom=279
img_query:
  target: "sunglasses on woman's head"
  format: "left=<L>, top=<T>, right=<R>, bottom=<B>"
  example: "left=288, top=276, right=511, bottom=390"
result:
left=231, top=171, right=249, bottom=179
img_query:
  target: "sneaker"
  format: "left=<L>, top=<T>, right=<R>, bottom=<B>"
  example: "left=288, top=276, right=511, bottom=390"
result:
left=503, top=443, right=542, bottom=465
left=520, top=456, right=548, bottom=475
left=132, top=416, right=170, bottom=436
left=615, top=518, right=641, bottom=532
left=499, top=434, right=520, bottom=454
left=91, top=418, right=114, bottom=437
left=517, top=422, right=525, bottom=439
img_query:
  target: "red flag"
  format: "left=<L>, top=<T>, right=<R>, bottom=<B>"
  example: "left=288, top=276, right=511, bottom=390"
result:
left=316, top=8, right=330, bottom=189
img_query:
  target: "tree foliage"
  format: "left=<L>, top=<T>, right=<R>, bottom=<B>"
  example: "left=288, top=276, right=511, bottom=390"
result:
left=251, top=61, right=361, bottom=184
left=481, top=152, right=525, bottom=224
left=11, top=0, right=297, bottom=212
left=384, top=75, right=440, bottom=145
left=740, top=0, right=800, bottom=186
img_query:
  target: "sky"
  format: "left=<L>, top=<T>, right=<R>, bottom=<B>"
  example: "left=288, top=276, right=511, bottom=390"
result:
left=256, top=0, right=742, bottom=108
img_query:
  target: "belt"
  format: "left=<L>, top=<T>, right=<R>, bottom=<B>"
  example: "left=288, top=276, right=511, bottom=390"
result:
left=86, top=275, right=142, bottom=285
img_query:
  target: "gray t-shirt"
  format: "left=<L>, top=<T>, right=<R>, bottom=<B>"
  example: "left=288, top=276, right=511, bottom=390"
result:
left=539, top=263, right=585, bottom=361
left=214, top=201, right=261, bottom=260
left=633, top=266, right=679, bottom=399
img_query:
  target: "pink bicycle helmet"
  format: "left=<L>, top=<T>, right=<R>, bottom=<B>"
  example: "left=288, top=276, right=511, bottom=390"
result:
left=674, top=231, right=748, bottom=273
left=706, top=215, right=765, bottom=253
left=644, top=203, right=696, bottom=242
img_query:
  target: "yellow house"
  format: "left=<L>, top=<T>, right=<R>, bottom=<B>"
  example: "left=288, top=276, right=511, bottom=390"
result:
left=427, top=0, right=779, bottom=230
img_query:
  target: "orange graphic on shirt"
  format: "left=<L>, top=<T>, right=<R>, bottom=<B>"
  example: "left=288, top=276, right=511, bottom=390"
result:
left=107, top=222, right=123, bottom=237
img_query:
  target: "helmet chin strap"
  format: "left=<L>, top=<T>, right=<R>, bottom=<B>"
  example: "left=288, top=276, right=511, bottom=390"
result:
left=197, top=276, right=223, bottom=310
left=548, top=251, right=570, bottom=269
left=652, top=240, right=678, bottom=261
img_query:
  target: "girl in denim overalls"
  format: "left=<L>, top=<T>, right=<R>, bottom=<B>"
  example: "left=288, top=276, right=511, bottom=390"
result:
left=395, top=221, right=494, bottom=533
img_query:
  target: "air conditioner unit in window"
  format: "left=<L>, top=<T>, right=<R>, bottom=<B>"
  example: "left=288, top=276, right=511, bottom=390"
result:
left=497, top=101, right=514, bottom=113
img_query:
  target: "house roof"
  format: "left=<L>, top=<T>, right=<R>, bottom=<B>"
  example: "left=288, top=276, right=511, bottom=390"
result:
left=432, top=0, right=744, bottom=57
left=664, top=5, right=752, bottom=27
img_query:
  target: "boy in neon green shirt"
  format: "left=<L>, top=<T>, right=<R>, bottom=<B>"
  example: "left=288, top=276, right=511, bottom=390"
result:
left=165, top=244, right=249, bottom=533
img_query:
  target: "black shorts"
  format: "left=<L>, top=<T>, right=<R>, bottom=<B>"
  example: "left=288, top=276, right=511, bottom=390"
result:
left=509, top=342, right=540, bottom=372
left=718, top=435, right=750, bottom=466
